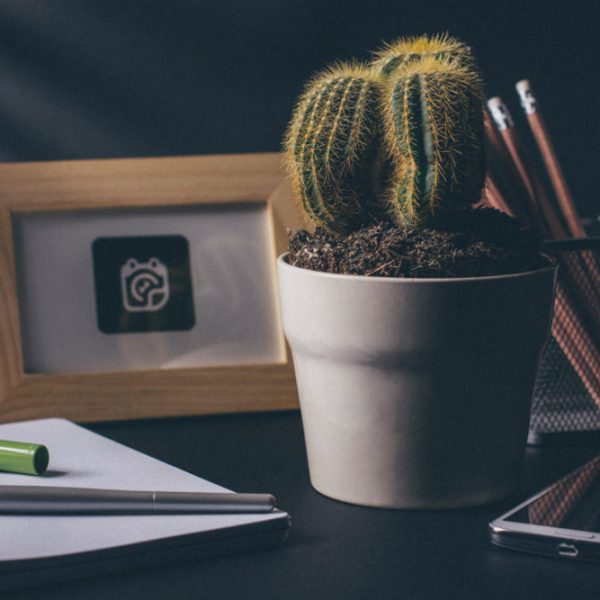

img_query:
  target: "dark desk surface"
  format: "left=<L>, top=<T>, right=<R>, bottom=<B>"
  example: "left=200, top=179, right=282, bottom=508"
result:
left=8, top=411, right=600, bottom=600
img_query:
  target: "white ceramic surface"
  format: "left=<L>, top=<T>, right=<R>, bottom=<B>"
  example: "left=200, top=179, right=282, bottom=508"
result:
left=277, top=255, right=557, bottom=509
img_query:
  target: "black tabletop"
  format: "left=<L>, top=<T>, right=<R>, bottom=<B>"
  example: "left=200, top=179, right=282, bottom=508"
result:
left=7, top=411, right=600, bottom=600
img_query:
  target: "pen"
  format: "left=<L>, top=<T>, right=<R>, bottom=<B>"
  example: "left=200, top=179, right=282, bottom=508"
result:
left=0, top=486, right=277, bottom=514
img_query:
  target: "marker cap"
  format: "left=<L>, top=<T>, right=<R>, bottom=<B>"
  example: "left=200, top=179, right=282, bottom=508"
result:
left=0, top=440, right=49, bottom=475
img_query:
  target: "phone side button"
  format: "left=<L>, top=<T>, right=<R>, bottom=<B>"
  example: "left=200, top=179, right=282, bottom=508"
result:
left=557, top=543, right=579, bottom=558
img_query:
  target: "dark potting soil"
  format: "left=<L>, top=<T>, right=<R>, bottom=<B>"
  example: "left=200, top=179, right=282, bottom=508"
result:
left=287, top=208, right=548, bottom=278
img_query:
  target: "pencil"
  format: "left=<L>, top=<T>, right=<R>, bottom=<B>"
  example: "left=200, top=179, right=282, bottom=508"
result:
left=515, top=79, right=600, bottom=312
left=487, top=96, right=600, bottom=322
left=487, top=97, right=567, bottom=238
left=486, top=97, right=600, bottom=407
left=554, top=285, right=600, bottom=406
left=515, top=80, right=586, bottom=238
left=482, top=173, right=514, bottom=217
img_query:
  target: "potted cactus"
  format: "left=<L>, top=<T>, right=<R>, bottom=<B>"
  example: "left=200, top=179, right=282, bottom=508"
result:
left=277, top=35, right=557, bottom=509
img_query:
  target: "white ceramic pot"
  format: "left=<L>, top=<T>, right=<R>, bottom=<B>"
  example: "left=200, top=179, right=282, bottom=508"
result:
left=277, top=255, right=557, bottom=509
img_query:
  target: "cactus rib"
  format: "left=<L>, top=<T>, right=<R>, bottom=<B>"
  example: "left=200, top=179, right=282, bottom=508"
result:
left=381, top=56, right=485, bottom=227
left=284, top=64, right=385, bottom=232
left=283, top=34, right=487, bottom=232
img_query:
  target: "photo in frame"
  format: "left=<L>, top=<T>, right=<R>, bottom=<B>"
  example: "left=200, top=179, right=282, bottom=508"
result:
left=0, top=153, right=303, bottom=422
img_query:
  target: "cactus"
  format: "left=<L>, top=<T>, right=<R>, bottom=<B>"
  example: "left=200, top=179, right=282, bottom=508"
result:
left=284, top=63, right=386, bottom=233
left=283, top=35, right=486, bottom=232
left=372, top=33, right=476, bottom=78
left=381, top=55, right=486, bottom=227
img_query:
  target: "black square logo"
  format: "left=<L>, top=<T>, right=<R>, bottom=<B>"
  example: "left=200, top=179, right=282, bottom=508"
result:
left=92, top=235, right=195, bottom=334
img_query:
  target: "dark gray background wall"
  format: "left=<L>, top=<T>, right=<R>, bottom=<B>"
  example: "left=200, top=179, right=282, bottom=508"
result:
left=1, top=0, right=598, bottom=216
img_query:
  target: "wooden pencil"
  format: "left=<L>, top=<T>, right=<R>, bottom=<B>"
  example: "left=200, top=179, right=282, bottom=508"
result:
left=483, top=111, right=535, bottom=225
left=487, top=97, right=600, bottom=323
left=515, top=79, right=600, bottom=314
left=486, top=96, right=600, bottom=407
left=487, top=97, right=567, bottom=238
left=554, top=285, right=600, bottom=406
left=482, top=174, right=515, bottom=216
left=515, top=80, right=586, bottom=238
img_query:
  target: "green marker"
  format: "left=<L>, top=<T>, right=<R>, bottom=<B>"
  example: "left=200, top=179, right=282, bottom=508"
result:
left=0, top=440, right=49, bottom=476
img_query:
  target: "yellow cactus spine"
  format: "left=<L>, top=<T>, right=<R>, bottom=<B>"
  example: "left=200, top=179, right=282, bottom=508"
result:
left=381, top=55, right=486, bottom=227
left=283, top=35, right=487, bottom=232
left=372, top=33, right=476, bottom=77
left=284, top=64, right=386, bottom=233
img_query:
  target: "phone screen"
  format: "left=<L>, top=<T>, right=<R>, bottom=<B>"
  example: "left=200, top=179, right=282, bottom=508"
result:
left=505, top=455, right=600, bottom=533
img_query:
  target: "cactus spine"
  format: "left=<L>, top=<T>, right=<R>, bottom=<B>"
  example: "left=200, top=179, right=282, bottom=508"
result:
left=284, top=64, right=385, bottom=233
left=372, top=33, right=476, bottom=78
left=284, top=35, right=486, bottom=232
left=381, top=55, right=486, bottom=227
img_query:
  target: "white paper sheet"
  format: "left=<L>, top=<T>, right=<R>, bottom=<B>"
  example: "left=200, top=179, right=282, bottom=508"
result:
left=0, top=419, right=288, bottom=563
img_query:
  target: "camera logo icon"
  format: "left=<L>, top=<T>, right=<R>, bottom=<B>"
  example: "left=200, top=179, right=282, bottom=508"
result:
left=120, top=257, right=170, bottom=312
left=93, top=235, right=194, bottom=333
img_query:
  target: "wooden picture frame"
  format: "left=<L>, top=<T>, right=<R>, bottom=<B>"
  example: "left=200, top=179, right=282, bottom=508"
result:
left=0, top=153, right=303, bottom=423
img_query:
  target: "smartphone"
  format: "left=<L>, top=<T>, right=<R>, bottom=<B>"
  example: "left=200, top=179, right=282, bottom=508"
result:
left=490, top=454, right=600, bottom=562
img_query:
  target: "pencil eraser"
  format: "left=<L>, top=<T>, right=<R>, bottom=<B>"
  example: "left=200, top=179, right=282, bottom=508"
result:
left=515, top=80, right=538, bottom=115
left=0, top=439, right=49, bottom=476
left=515, top=80, right=531, bottom=95
left=487, top=97, right=514, bottom=131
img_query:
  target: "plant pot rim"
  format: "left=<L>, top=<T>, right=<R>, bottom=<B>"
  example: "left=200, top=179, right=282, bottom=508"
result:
left=278, top=253, right=556, bottom=285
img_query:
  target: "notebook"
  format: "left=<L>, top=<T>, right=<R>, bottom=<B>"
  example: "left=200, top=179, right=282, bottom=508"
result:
left=0, top=418, right=290, bottom=589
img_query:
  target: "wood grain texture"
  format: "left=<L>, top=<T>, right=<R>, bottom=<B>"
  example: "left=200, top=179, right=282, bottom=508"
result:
left=0, top=153, right=300, bottom=423
left=0, top=153, right=285, bottom=211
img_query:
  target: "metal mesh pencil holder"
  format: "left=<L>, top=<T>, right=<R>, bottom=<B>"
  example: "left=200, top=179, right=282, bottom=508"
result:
left=528, top=238, right=600, bottom=444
